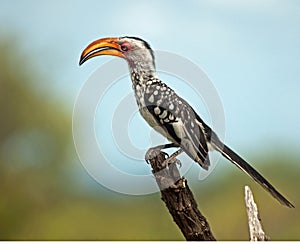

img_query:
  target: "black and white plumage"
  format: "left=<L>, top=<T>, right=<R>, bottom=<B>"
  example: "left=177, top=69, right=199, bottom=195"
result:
left=134, top=76, right=210, bottom=169
left=79, top=36, right=294, bottom=208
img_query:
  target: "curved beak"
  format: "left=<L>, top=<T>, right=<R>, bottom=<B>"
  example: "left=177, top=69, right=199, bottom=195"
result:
left=79, top=37, right=124, bottom=65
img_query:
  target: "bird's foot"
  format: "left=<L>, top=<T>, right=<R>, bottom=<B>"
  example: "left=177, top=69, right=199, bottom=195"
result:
left=162, top=155, right=182, bottom=169
left=145, top=146, right=168, bottom=163
left=161, top=149, right=183, bottom=168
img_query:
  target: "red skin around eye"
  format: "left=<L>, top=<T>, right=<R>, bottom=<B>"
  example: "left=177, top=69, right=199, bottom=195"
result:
left=120, top=42, right=136, bottom=67
left=121, top=42, right=132, bottom=51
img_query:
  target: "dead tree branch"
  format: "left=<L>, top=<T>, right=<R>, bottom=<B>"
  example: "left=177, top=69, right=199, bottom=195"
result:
left=244, top=186, right=269, bottom=241
left=148, top=152, right=216, bottom=241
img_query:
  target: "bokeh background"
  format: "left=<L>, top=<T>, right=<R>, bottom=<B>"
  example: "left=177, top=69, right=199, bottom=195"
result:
left=0, top=0, right=299, bottom=240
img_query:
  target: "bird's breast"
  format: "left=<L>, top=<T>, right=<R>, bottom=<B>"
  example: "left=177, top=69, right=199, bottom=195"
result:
left=134, top=85, right=158, bottom=127
left=134, top=84, right=173, bottom=141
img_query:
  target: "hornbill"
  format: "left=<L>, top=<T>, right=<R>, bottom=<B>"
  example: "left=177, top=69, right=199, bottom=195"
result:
left=79, top=36, right=294, bottom=208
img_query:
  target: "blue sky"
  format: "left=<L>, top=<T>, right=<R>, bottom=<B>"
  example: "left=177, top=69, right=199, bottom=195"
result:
left=1, top=1, right=299, bottom=176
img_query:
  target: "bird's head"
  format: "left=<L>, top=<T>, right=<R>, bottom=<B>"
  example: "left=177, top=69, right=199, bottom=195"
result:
left=79, top=36, right=155, bottom=73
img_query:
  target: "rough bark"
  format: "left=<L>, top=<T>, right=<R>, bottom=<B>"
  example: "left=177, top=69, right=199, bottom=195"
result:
left=148, top=152, right=216, bottom=241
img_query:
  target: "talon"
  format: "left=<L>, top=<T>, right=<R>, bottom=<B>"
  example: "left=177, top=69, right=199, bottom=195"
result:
left=162, top=151, right=169, bottom=158
left=175, top=159, right=182, bottom=168
left=163, top=157, right=175, bottom=168
left=161, top=153, right=182, bottom=169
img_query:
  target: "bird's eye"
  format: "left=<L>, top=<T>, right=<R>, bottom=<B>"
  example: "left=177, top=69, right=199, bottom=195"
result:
left=121, top=45, right=128, bottom=51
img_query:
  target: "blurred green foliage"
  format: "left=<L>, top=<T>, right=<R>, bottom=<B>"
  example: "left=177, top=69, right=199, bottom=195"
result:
left=0, top=37, right=299, bottom=241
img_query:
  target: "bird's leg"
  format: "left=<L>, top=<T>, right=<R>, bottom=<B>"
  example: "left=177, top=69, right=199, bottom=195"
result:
left=162, top=148, right=183, bottom=168
left=145, top=143, right=178, bottom=163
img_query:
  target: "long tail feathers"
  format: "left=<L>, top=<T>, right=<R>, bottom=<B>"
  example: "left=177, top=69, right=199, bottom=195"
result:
left=211, top=139, right=294, bottom=208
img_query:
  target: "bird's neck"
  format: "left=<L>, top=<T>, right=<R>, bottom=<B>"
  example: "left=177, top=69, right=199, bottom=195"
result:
left=129, top=64, right=158, bottom=86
